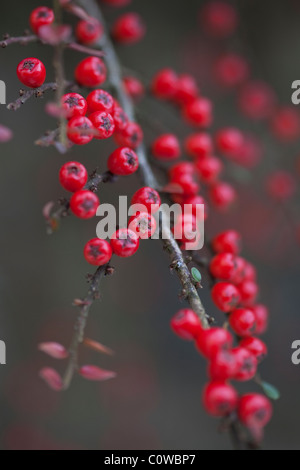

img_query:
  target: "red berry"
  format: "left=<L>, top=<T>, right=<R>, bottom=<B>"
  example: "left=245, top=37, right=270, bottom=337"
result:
left=196, top=157, right=223, bottom=183
left=200, top=1, right=238, bottom=38
left=173, top=213, right=198, bottom=244
left=182, top=97, right=213, bottom=128
left=209, top=182, right=236, bottom=210
left=110, top=228, right=139, bottom=257
left=251, top=304, right=269, bottom=335
left=70, top=190, right=99, bottom=219
left=123, top=76, right=144, bottom=100
left=67, top=116, right=94, bottom=145
left=265, top=170, right=296, bottom=201
left=203, top=381, right=238, bottom=417
left=89, top=111, right=115, bottom=139
left=131, top=187, right=161, bottom=214
left=84, top=238, right=112, bottom=266
left=113, top=105, right=129, bottom=131
left=168, top=162, right=194, bottom=179
left=174, top=74, right=199, bottom=105
left=111, top=13, right=146, bottom=44
left=61, top=93, right=87, bottom=120
left=170, top=174, right=200, bottom=197
left=216, top=127, right=243, bottom=156
left=86, top=89, right=114, bottom=114
left=128, top=212, right=156, bottom=239
left=29, top=7, right=55, bottom=34
left=75, top=19, right=103, bottom=45
left=211, top=230, right=242, bottom=255
left=195, top=327, right=233, bottom=358
left=239, top=337, right=267, bottom=362
left=151, top=68, right=178, bottom=100
left=271, top=107, right=300, bottom=141
left=237, top=280, right=259, bottom=307
left=17, top=58, right=46, bottom=88
left=208, top=350, right=238, bottom=381
left=107, top=146, right=139, bottom=175
left=229, top=308, right=256, bottom=337
left=114, top=121, right=143, bottom=149
left=184, top=133, right=213, bottom=159
left=75, top=56, right=106, bottom=87
left=214, top=53, right=249, bottom=87
left=211, top=282, right=241, bottom=312
left=231, top=256, right=247, bottom=284
left=152, top=134, right=181, bottom=160
left=238, top=81, right=276, bottom=120
left=182, top=195, right=208, bottom=220
left=59, top=161, right=88, bottom=192
left=101, top=0, right=131, bottom=6
left=238, top=394, right=272, bottom=428
left=170, top=309, right=202, bottom=340
left=231, top=347, right=257, bottom=381
left=209, top=253, right=237, bottom=281
left=244, top=262, right=257, bottom=282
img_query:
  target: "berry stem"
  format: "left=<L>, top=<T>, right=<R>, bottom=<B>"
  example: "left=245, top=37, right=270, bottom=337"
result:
left=76, top=0, right=209, bottom=328
left=7, top=82, right=68, bottom=111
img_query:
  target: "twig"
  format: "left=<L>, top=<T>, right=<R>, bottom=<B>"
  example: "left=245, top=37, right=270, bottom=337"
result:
left=76, top=0, right=209, bottom=328
left=61, top=264, right=111, bottom=390
left=0, top=33, right=37, bottom=47
left=67, top=41, right=104, bottom=57
left=7, top=82, right=59, bottom=110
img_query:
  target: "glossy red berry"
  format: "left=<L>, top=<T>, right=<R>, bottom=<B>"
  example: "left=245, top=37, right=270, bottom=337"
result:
left=211, top=230, right=242, bottom=255
left=203, top=381, right=238, bottom=417
left=113, top=105, right=129, bottom=131
left=75, top=19, right=103, bottom=45
left=84, top=238, right=112, bottom=266
left=209, top=253, right=237, bottom=281
left=231, top=347, right=257, bottom=381
left=200, top=1, right=238, bottom=38
left=214, top=53, right=249, bottom=87
left=111, top=13, right=146, bottom=44
left=174, top=74, right=199, bottom=105
left=182, top=97, right=212, bottom=128
left=209, top=181, right=236, bottom=210
left=152, top=134, right=181, bottom=160
left=170, top=174, right=200, bottom=197
left=131, top=187, right=161, bottom=214
left=216, top=128, right=243, bottom=156
left=114, top=121, right=143, bottom=148
left=70, top=190, right=99, bottom=219
left=265, top=170, right=296, bottom=201
left=151, top=68, right=178, bottom=100
left=196, top=157, right=223, bottom=183
left=86, top=89, right=114, bottom=114
left=195, top=327, right=233, bottom=358
left=271, top=107, right=300, bottom=141
left=229, top=308, right=256, bottom=337
left=237, top=280, right=259, bottom=307
left=110, top=228, right=139, bottom=257
left=75, top=57, right=106, bottom=87
left=170, top=309, right=202, bottom=340
left=184, top=133, right=213, bottom=159
left=211, top=282, right=241, bottom=312
left=61, top=93, right=87, bottom=120
left=251, top=304, right=269, bottom=335
left=238, top=81, right=276, bottom=120
left=239, top=337, right=267, bottom=362
left=107, top=147, right=139, bottom=175
left=238, top=394, right=272, bottom=428
left=208, top=350, right=238, bottom=381
left=123, top=76, right=144, bottom=100
left=168, top=162, right=194, bottom=179
left=59, top=161, right=88, bottom=192
left=67, top=116, right=94, bottom=145
left=17, top=58, right=46, bottom=88
left=29, top=7, right=55, bottom=34
left=128, top=212, right=156, bottom=239
left=89, top=111, right=115, bottom=139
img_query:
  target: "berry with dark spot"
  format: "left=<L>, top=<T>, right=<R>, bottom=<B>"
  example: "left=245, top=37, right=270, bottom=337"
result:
left=113, top=105, right=129, bottom=131
left=114, top=121, right=143, bottom=149
left=211, top=282, right=241, bottom=312
left=107, top=146, right=139, bottom=175
left=110, top=228, right=139, bottom=257
left=17, top=58, right=46, bottom=88
left=238, top=394, right=272, bottom=429
left=131, top=187, right=161, bottom=213
left=229, top=308, right=256, bottom=337
left=86, top=89, right=114, bottom=114
left=231, top=346, right=257, bottom=381
left=75, top=56, right=107, bottom=87
left=75, top=19, right=103, bottom=45
left=196, top=327, right=233, bottom=358
left=89, top=111, right=115, bottom=139
left=203, top=381, right=238, bottom=417
left=67, top=116, right=94, bottom=145
left=84, top=238, right=112, bottom=266
left=70, top=190, right=99, bottom=219
left=61, top=93, right=87, bottom=120
left=59, top=161, right=88, bottom=192
left=170, top=309, right=202, bottom=340
left=29, top=7, right=55, bottom=34
left=128, top=212, right=156, bottom=239
left=239, top=337, right=267, bottom=362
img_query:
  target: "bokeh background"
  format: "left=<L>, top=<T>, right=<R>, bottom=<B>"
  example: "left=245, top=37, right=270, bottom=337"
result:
left=0, top=0, right=300, bottom=450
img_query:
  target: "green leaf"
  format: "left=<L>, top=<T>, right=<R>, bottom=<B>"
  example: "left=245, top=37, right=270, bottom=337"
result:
left=260, top=381, right=280, bottom=400
left=191, top=267, right=202, bottom=283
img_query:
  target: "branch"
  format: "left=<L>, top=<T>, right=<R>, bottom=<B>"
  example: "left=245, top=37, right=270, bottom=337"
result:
left=7, top=82, right=59, bottom=110
left=0, top=32, right=37, bottom=47
left=76, top=0, right=209, bottom=328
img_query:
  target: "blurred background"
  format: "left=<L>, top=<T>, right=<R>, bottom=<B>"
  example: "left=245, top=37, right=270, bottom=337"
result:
left=0, top=0, right=300, bottom=450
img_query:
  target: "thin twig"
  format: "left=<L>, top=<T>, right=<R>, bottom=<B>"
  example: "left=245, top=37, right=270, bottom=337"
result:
left=7, top=82, right=59, bottom=110
left=0, top=33, right=37, bottom=47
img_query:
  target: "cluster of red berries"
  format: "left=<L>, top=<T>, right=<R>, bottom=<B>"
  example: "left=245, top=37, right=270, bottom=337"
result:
left=171, top=228, right=271, bottom=437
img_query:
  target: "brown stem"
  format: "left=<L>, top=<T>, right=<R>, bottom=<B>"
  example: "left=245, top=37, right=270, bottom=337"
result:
left=0, top=33, right=37, bottom=47
left=7, top=82, right=59, bottom=110
left=75, top=0, right=209, bottom=328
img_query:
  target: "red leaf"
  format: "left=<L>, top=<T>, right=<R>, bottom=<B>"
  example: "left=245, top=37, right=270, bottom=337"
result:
left=78, top=365, right=116, bottom=381
left=39, top=368, right=63, bottom=391
left=38, top=342, right=68, bottom=359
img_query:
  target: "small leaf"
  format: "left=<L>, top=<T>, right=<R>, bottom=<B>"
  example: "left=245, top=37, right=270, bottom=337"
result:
left=260, top=381, right=280, bottom=400
left=191, top=267, right=202, bottom=283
